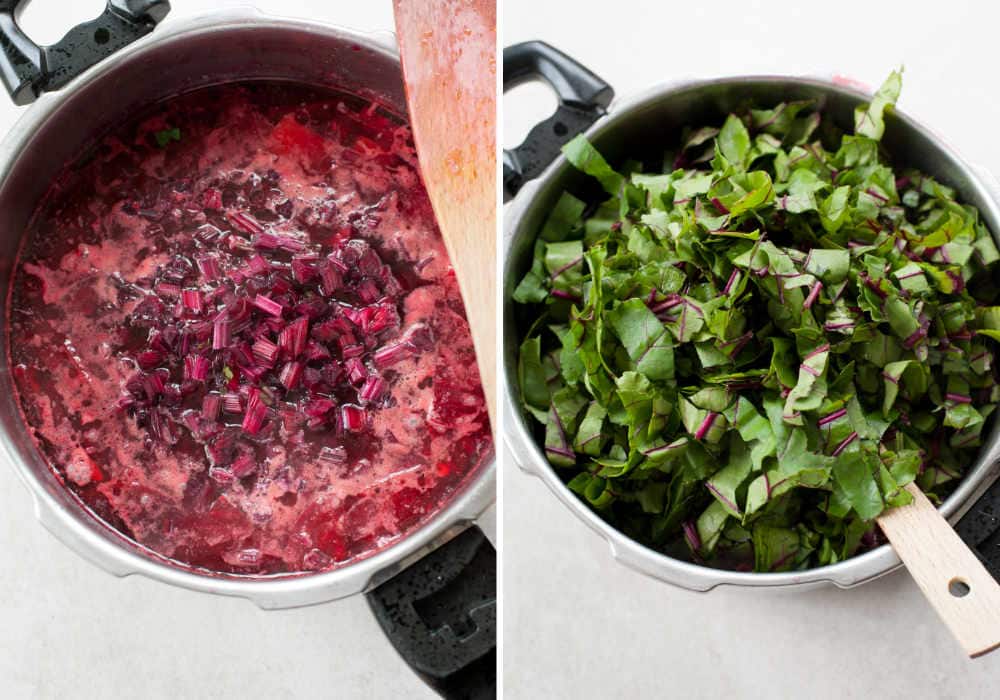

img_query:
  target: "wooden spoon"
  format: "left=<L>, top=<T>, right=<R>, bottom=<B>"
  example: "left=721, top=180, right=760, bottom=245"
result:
left=393, top=0, right=497, bottom=431
left=878, top=482, right=1000, bottom=657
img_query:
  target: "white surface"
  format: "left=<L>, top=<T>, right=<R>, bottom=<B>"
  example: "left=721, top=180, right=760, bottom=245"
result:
left=0, top=2, right=435, bottom=698
left=503, top=1, right=1000, bottom=698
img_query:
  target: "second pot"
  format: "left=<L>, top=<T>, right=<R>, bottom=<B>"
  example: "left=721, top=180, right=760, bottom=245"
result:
left=502, top=41, right=1000, bottom=592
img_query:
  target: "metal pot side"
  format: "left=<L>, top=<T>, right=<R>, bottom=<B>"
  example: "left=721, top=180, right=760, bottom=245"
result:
left=503, top=76, right=1000, bottom=591
left=0, top=8, right=495, bottom=609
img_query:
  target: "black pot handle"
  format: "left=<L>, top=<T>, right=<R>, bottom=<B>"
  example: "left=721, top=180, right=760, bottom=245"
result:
left=0, top=0, right=170, bottom=105
left=503, top=40, right=614, bottom=201
left=956, top=475, right=1000, bottom=582
left=366, top=526, right=495, bottom=699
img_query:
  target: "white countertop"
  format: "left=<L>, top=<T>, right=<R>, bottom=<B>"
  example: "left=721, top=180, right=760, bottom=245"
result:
left=503, top=0, right=1000, bottom=697
left=0, top=2, right=434, bottom=698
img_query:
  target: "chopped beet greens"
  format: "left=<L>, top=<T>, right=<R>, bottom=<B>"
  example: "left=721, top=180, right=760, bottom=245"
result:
left=514, top=70, right=1000, bottom=572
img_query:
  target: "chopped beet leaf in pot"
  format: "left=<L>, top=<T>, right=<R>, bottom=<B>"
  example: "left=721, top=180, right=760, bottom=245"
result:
left=513, top=70, right=1000, bottom=572
left=9, top=82, right=491, bottom=576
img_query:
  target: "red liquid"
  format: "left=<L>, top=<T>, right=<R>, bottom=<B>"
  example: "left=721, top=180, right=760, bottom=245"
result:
left=8, top=82, right=491, bottom=575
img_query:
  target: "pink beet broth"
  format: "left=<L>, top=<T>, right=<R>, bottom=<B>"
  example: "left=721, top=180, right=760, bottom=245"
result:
left=8, top=82, right=491, bottom=575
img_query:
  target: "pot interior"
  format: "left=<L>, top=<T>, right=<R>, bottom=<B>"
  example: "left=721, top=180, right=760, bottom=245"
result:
left=0, top=19, right=490, bottom=592
left=504, top=77, right=1000, bottom=580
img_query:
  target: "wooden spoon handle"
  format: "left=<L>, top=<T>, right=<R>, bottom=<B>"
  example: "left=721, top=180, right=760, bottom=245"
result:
left=877, top=482, right=1000, bottom=657
left=392, top=0, right=497, bottom=431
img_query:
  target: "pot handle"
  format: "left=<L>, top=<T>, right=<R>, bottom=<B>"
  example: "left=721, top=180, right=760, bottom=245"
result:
left=0, top=0, right=170, bottom=105
left=957, top=478, right=1000, bottom=583
left=502, top=41, right=613, bottom=201
left=366, top=526, right=495, bottom=699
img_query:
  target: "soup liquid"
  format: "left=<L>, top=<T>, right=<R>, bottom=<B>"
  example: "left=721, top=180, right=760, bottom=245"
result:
left=8, top=82, right=491, bottom=575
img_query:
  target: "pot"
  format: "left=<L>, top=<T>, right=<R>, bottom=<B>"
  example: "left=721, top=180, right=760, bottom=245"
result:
left=0, top=4, right=495, bottom=694
left=502, top=41, right=1000, bottom=591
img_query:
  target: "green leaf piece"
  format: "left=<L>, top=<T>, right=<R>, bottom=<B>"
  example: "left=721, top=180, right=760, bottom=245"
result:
left=155, top=126, right=181, bottom=147
left=854, top=69, right=902, bottom=141
left=562, top=134, right=624, bottom=195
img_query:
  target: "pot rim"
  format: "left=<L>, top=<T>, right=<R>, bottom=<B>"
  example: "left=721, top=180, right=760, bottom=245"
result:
left=0, top=6, right=496, bottom=609
left=503, top=73, right=1000, bottom=591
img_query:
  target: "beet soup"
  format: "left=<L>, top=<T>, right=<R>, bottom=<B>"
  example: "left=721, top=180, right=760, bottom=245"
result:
left=7, top=82, right=492, bottom=575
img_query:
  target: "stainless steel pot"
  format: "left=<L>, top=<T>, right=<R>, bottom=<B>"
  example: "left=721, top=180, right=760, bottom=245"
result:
left=0, top=5, right=495, bottom=691
left=502, top=42, right=1000, bottom=591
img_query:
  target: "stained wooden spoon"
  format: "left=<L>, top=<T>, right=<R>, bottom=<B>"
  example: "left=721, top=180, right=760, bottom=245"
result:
left=878, top=482, right=1000, bottom=657
left=393, top=0, right=497, bottom=431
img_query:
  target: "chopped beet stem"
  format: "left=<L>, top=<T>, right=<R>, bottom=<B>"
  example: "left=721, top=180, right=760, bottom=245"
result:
left=213, top=317, right=231, bottom=349
left=196, top=255, right=220, bottom=281
left=341, top=404, right=367, bottom=432
left=279, top=360, right=303, bottom=390
left=252, top=294, right=284, bottom=317
left=222, top=393, right=243, bottom=413
left=359, top=374, right=386, bottom=404
left=201, top=393, right=222, bottom=421
left=373, top=341, right=413, bottom=368
left=228, top=211, right=264, bottom=236
left=252, top=336, right=280, bottom=365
